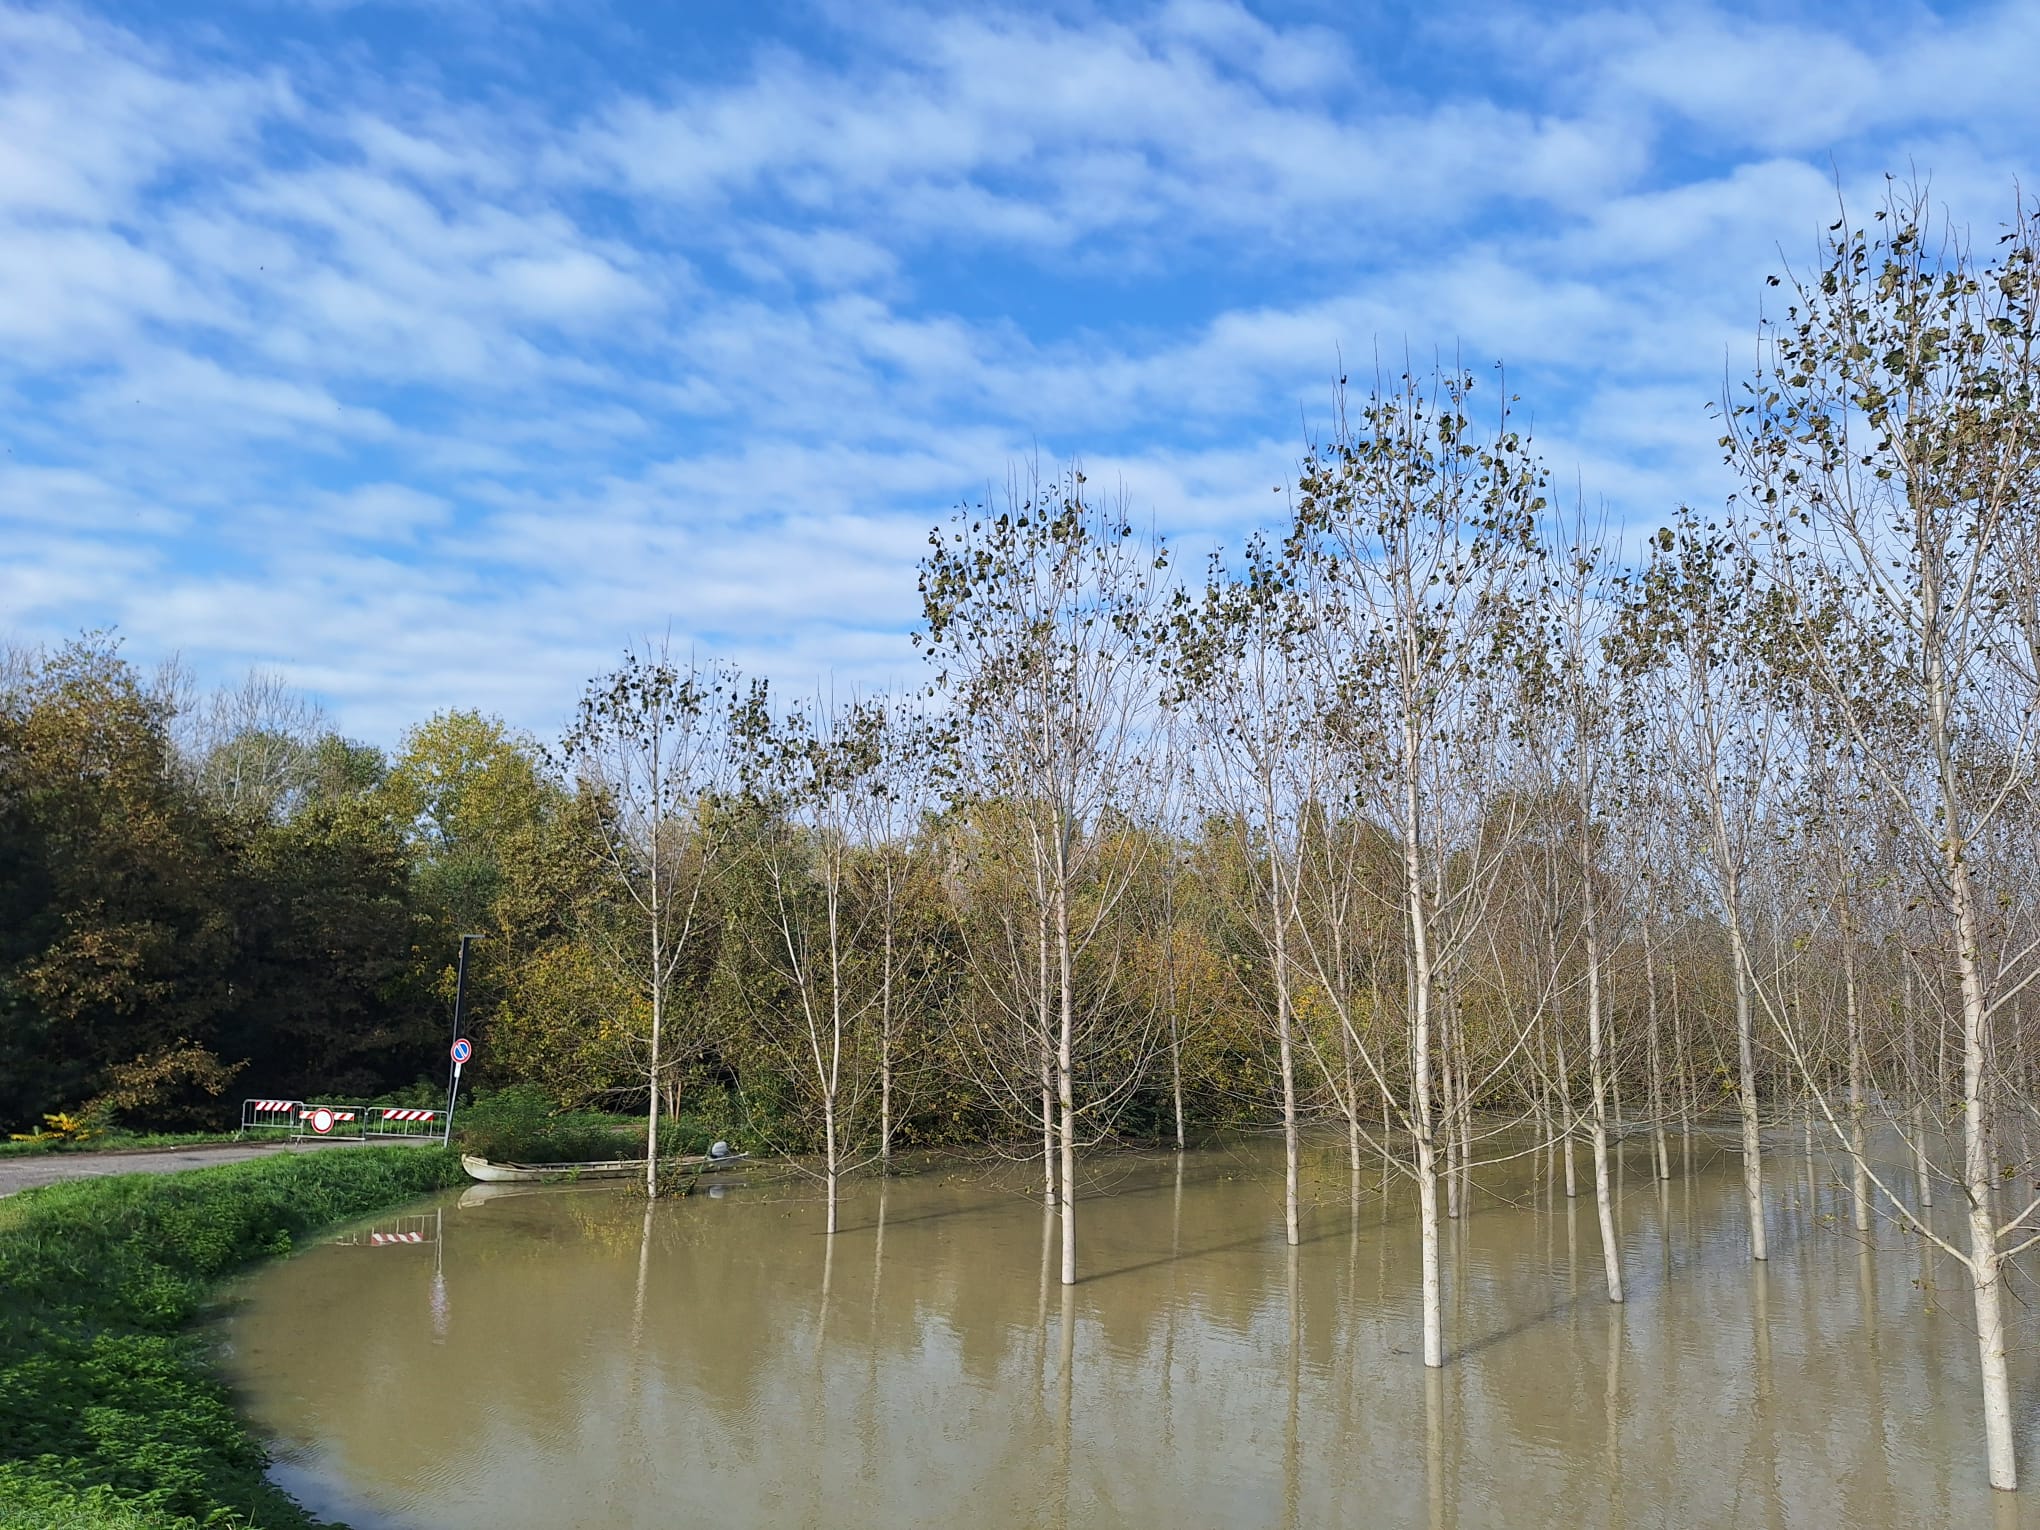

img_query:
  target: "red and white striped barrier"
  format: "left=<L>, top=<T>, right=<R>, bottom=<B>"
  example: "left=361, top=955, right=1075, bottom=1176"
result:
left=370, top=1231, right=425, bottom=1245
left=241, top=1096, right=437, bottom=1138
left=240, top=1099, right=305, bottom=1134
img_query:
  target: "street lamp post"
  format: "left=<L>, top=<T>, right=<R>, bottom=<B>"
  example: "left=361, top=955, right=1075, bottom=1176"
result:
left=441, top=934, right=484, bottom=1147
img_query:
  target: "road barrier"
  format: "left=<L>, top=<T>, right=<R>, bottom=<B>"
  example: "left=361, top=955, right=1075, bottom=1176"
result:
left=238, top=1100, right=445, bottom=1140
left=365, top=1108, right=443, bottom=1140
left=239, top=1099, right=304, bottom=1134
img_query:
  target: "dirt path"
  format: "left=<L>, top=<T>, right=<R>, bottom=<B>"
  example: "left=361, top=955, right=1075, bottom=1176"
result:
left=0, top=1139, right=426, bottom=1197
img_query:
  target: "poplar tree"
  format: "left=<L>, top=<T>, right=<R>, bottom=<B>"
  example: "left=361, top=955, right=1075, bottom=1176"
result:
left=918, top=464, right=1168, bottom=1284
left=1725, top=186, right=2040, bottom=1490
left=561, top=643, right=735, bottom=1198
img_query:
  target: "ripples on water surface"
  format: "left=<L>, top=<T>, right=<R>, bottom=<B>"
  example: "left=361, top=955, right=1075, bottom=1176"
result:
left=220, top=1139, right=2040, bottom=1528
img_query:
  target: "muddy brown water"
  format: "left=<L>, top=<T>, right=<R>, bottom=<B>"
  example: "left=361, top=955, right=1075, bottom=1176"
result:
left=219, top=1137, right=2040, bottom=1529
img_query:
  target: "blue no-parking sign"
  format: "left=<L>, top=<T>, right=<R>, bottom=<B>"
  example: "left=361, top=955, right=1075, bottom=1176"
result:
left=451, top=1038, right=473, bottom=1065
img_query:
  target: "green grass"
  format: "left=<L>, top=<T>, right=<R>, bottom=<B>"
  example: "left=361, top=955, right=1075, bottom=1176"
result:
left=0, top=1147, right=466, bottom=1528
left=0, top=1132, right=252, bottom=1160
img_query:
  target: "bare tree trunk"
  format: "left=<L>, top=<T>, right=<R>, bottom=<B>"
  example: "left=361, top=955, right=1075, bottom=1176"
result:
left=1056, top=877, right=1078, bottom=1288
left=1802, top=1102, right=1817, bottom=1214
left=1039, top=908, right=1057, bottom=1208
left=1170, top=1007, right=1186, bottom=1154
left=1344, top=1022, right=1364, bottom=1210
left=1671, top=955, right=1693, bottom=1176
left=647, top=884, right=664, bottom=1201
left=1646, top=936, right=1671, bottom=1181
left=880, top=900, right=895, bottom=1175
left=1908, top=966, right=1933, bottom=1211
left=1274, top=883, right=1301, bottom=1246
left=1731, top=934, right=1767, bottom=1261
left=1459, top=1047, right=1474, bottom=1222
left=1556, top=1032, right=1579, bottom=1199
left=1441, top=997, right=1462, bottom=1223
left=824, top=1094, right=839, bottom=1236
left=1842, top=924, right=1870, bottom=1237
left=1956, top=858, right=2015, bottom=1490
left=1535, top=1064, right=1554, bottom=1190
left=1405, top=762, right=1444, bottom=1368
left=1166, top=882, right=1186, bottom=1154
left=1584, top=889, right=1624, bottom=1302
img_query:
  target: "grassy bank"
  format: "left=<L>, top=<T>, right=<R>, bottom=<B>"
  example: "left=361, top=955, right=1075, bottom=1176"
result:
left=0, top=1147, right=466, bottom=1528
left=0, top=1132, right=252, bottom=1160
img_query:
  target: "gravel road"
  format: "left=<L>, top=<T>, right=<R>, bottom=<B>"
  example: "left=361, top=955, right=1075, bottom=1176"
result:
left=0, top=1139, right=426, bottom=1197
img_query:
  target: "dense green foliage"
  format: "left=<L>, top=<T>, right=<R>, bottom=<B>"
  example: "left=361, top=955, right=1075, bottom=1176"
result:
left=0, top=643, right=472, bottom=1129
left=453, top=1084, right=747, bottom=1165
left=0, top=636, right=1272, bottom=1153
left=0, top=1147, right=465, bottom=1528
left=453, top=1085, right=633, bottom=1164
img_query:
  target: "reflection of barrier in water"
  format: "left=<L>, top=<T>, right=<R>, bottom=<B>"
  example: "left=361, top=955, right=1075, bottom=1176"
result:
left=322, top=1206, right=453, bottom=1341
left=329, top=1213, right=437, bottom=1248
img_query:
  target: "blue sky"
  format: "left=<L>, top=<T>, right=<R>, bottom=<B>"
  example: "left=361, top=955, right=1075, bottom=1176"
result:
left=3, top=0, right=2035, bottom=742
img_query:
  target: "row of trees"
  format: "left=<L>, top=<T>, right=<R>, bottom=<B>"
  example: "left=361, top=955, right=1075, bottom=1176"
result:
left=551, top=187, right=2040, bottom=1490
left=3, top=185, right=2032, bottom=1489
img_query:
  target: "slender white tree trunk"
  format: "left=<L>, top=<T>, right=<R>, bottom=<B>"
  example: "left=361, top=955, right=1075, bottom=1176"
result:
left=1405, top=759, right=1444, bottom=1369
left=1730, top=932, right=1767, bottom=1261
left=824, top=1096, right=839, bottom=1236
left=1842, top=926, right=1870, bottom=1237
left=647, top=877, right=664, bottom=1201
left=1556, top=1033, right=1579, bottom=1200
left=1343, top=1023, right=1364, bottom=1210
left=1585, top=901, right=1623, bottom=1302
left=1170, top=1005, right=1186, bottom=1154
left=1456, top=1000, right=1474, bottom=1220
left=880, top=898, right=895, bottom=1175
left=1056, top=876, right=1078, bottom=1288
left=1441, top=1001, right=1462, bottom=1222
left=1166, top=886, right=1186, bottom=1154
left=1038, top=909, right=1057, bottom=1208
left=1275, top=906, right=1301, bottom=1246
left=1803, top=1104, right=1817, bottom=1213
left=1957, top=867, right=2015, bottom=1491
left=1646, top=938, right=1670, bottom=1182
left=824, top=883, right=845, bottom=1237
left=1934, top=603, right=2017, bottom=1492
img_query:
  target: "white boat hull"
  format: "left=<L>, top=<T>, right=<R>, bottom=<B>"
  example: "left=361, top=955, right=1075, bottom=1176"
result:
left=459, top=1152, right=748, bottom=1184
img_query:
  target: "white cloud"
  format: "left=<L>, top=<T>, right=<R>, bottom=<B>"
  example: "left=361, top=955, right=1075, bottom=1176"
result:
left=0, top=0, right=2033, bottom=748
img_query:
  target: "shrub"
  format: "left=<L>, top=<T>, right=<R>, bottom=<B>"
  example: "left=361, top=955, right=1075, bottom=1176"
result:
left=7, top=1110, right=102, bottom=1145
left=454, top=1084, right=634, bottom=1164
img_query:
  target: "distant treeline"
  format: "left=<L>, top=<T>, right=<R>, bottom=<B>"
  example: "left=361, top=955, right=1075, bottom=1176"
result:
left=0, top=635, right=1272, bottom=1142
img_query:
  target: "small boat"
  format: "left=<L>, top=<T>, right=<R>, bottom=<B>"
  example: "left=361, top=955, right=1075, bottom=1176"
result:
left=459, top=1151, right=748, bottom=1184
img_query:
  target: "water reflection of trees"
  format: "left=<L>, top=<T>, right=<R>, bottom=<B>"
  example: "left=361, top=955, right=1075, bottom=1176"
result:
left=230, top=1146, right=2003, bottom=1528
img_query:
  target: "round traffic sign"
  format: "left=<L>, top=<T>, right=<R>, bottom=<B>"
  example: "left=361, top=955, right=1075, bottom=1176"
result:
left=309, top=1107, right=335, bottom=1135
left=450, top=1038, right=473, bottom=1065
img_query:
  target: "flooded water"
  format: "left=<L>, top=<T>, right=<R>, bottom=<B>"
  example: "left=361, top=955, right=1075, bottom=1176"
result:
left=220, top=1137, right=2040, bottom=1529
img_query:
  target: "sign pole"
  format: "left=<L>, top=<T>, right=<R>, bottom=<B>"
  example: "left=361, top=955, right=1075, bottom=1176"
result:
left=442, top=1062, right=460, bottom=1146
left=441, top=935, right=482, bottom=1148
left=443, top=1038, right=473, bottom=1147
